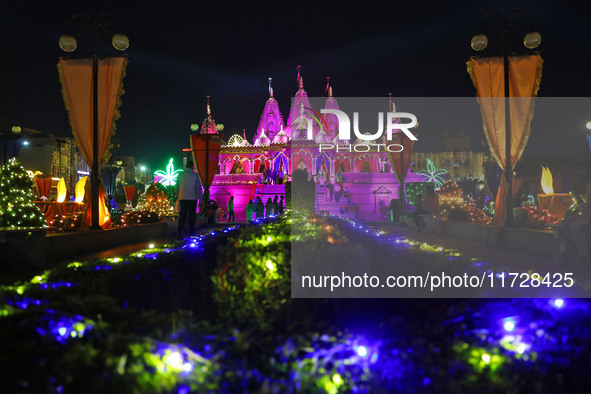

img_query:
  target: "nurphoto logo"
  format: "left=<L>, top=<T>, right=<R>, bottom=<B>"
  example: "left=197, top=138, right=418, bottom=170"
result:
left=303, top=109, right=418, bottom=152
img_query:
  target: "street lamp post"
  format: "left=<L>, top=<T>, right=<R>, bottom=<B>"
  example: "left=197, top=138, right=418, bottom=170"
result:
left=59, top=14, right=129, bottom=230
left=471, top=10, right=541, bottom=227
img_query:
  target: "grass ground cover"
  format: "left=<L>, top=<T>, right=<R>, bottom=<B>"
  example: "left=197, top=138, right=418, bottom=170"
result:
left=1, top=213, right=590, bottom=392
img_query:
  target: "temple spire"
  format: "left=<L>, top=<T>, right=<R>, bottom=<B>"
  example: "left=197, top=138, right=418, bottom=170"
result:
left=388, top=93, right=393, bottom=112
left=201, top=96, right=217, bottom=134
left=268, top=77, right=273, bottom=98
left=243, top=129, right=246, bottom=140
left=325, top=77, right=331, bottom=95
left=297, top=65, right=304, bottom=91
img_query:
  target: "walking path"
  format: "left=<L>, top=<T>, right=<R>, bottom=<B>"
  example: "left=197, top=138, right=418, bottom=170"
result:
left=371, top=223, right=591, bottom=278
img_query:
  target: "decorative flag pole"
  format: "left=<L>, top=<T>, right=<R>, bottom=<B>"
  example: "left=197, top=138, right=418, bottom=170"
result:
left=58, top=14, right=129, bottom=230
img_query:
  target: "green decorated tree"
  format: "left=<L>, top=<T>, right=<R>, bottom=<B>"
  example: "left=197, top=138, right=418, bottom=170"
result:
left=0, top=158, right=46, bottom=228
left=439, top=180, right=465, bottom=213
left=139, top=182, right=175, bottom=217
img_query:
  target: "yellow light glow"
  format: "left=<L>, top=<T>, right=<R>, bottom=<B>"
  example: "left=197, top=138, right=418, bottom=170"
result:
left=75, top=176, right=88, bottom=203
left=541, top=166, right=553, bottom=194
left=56, top=178, right=67, bottom=203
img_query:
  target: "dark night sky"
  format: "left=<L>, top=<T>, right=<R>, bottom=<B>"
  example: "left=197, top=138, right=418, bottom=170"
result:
left=1, top=0, right=591, bottom=172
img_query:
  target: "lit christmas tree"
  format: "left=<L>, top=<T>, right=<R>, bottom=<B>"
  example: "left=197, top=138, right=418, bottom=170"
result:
left=140, top=182, right=175, bottom=217
left=0, top=158, right=46, bottom=228
left=439, top=180, right=465, bottom=213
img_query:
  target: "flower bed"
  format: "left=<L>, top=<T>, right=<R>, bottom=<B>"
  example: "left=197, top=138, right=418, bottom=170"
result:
left=1, top=214, right=591, bottom=391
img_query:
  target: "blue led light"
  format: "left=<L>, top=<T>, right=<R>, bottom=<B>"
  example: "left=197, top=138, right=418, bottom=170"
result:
left=503, top=319, right=516, bottom=332
left=356, top=345, right=368, bottom=357
left=551, top=299, right=565, bottom=309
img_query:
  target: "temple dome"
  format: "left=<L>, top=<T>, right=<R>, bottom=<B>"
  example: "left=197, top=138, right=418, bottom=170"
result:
left=354, top=133, right=376, bottom=145
left=314, top=129, right=332, bottom=144
left=255, top=79, right=285, bottom=141
left=272, top=126, right=289, bottom=144
left=254, top=129, right=271, bottom=146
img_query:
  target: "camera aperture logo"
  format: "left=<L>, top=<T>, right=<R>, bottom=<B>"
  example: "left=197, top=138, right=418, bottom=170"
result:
left=302, top=107, right=418, bottom=152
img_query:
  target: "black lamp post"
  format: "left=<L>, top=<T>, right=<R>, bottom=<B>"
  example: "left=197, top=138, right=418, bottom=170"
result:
left=471, top=10, right=541, bottom=227
left=59, top=14, right=129, bottom=230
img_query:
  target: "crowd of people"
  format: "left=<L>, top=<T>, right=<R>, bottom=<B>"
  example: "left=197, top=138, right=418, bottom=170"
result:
left=243, top=195, right=284, bottom=221
left=259, top=165, right=285, bottom=185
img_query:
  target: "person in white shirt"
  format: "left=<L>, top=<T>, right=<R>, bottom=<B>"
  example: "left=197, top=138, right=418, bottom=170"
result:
left=175, top=161, right=203, bottom=238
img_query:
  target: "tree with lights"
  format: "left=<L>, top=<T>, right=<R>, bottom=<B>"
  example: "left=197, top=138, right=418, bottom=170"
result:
left=141, top=182, right=175, bottom=217
left=0, top=158, right=46, bottom=228
left=439, top=180, right=465, bottom=213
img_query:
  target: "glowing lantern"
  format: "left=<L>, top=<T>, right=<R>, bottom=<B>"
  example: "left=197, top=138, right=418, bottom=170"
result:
left=541, top=166, right=553, bottom=194
left=56, top=178, right=67, bottom=203
left=537, top=166, right=573, bottom=220
left=75, top=176, right=88, bottom=203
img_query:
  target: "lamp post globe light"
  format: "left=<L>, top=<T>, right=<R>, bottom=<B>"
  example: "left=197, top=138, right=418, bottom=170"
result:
left=471, top=10, right=540, bottom=227
left=59, top=14, right=129, bottom=230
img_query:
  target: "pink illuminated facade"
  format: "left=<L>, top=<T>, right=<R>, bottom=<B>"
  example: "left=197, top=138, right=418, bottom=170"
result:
left=201, top=74, right=424, bottom=221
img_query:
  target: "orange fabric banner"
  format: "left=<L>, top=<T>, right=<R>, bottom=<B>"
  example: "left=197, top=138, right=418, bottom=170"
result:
left=83, top=179, right=112, bottom=229
left=190, top=134, right=221, bottom=190
left=58, top=57, right=127, bottom=167
left=35, top=176, right=53, bottom=199
left=467, top=54, right=543, bottom=241
left=124, top=185, right=136, bottom=201
left=388, top=133, right=415, bottom=184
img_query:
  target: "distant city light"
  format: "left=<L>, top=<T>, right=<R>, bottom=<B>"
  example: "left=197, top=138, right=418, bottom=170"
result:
left=22, top=140, right=29, bottom=146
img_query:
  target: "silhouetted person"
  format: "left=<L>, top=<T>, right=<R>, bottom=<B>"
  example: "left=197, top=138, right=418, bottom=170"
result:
left=245, top=199, right=254, bottom=221
left=228, top=195, right=235, bottom=222
left=176, top=161, right=202, bottom=239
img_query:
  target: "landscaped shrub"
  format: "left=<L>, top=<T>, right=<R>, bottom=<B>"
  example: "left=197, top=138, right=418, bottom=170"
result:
left=513, top=206, right=559, bottom=229
left=49, top=212, right=85, bottom=232
left=116, top=210, right=160, bottom=226
left=212, top=216, right=291, bottom=331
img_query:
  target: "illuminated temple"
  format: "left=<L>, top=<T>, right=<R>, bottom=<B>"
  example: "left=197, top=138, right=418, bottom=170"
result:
left=203, top=76, right=424, bottom=221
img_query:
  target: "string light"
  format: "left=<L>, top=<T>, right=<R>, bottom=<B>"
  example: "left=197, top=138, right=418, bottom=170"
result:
left=0, top=158, right=47, bottom=228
